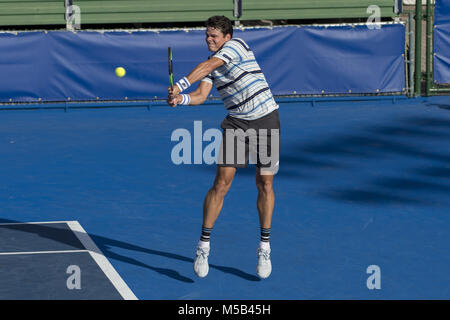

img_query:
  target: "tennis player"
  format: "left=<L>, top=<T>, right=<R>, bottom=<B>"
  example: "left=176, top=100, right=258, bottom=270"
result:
left=168, top=16, right=280, bottom=279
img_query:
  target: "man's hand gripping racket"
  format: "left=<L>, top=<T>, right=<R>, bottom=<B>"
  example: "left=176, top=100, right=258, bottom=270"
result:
left=167, top=47, right=180, bottom=107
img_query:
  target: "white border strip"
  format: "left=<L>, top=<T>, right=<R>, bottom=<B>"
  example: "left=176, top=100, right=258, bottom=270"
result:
left=66, top=221, right=138, bottom=300
left=0, top=22, right=406, bottom=34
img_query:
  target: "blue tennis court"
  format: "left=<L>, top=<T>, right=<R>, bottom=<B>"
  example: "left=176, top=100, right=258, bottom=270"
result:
left=1, top=96, right=449, bottom=299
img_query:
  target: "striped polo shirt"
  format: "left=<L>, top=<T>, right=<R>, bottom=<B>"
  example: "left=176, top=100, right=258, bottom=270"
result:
left=201, top=38, right=279, bottom=121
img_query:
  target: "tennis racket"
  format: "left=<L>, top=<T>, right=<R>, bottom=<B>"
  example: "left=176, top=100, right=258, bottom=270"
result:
left=168, top=47, right=174, bottom=90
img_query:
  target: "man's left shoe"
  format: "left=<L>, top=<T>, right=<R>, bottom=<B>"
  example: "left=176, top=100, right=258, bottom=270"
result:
left=256, top=247, right=272, bottom=279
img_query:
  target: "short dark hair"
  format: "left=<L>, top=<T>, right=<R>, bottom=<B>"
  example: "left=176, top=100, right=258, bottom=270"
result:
left=206, top=16, right=233, bottom=38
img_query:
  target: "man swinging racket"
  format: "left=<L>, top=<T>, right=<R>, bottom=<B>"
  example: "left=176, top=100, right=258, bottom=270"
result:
left=168, top=16, right=280, bottom=279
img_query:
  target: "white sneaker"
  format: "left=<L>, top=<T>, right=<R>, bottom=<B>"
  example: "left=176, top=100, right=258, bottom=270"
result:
left=256, top=247, right=272, bottom=279
left=194, top=245, right=210, bottom=278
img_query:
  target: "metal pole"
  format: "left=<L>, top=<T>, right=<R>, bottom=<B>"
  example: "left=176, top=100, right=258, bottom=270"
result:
left=414, top=0, right=423, bottom=96
left=234, top=0, right=242, bottom=27
left=409, top=12, right=415, bottom=97
left=425, top=0, right=432, bottom=96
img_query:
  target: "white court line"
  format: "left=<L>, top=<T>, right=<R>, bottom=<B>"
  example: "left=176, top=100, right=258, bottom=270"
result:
left=66, top=221, right=138, bottom=300
left=0, top=250, right=88, bottom=255
left=0, top=221, right=73, bottom=225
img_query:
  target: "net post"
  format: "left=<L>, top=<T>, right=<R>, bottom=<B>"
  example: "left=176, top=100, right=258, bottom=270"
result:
left=408, top=12, right=415, bottom=97
left=425, top=0, right=433, bottom=96
left=414, top=0, right=423, bottom=96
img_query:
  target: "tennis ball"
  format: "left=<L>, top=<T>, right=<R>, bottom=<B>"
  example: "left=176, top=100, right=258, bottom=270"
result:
left=115, top=67, right=126, bottom=78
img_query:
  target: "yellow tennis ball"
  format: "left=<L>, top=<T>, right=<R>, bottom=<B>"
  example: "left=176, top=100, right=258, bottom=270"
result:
left=115, top=67, right=126, bottom=78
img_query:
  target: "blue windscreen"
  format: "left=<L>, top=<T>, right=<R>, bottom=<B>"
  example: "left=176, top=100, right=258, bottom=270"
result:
left=0, top=24, right=406, bottom=103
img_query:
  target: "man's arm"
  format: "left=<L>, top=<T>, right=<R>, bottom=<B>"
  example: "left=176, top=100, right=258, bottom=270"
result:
left=188, top=81, right=213, bottom=105
left=168, top=57, right=224, bottom=106
left=184, top=57, right=224, bottom=86
left=168, top=80, right=213, bottom=107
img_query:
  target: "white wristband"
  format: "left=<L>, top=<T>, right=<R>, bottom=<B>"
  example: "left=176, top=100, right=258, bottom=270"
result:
left=179, top=94, right=191, bottom=105
left=175, top=77, right=191, bottom=93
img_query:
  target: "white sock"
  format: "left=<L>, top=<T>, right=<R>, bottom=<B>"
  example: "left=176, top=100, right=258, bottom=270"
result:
left=258, top=241, right=270, bottom=251
left=198, top=240, right=210, bottom=249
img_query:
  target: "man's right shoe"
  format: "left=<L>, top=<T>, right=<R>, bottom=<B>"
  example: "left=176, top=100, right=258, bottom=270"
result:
left=194, top=245, right=210, bottom=278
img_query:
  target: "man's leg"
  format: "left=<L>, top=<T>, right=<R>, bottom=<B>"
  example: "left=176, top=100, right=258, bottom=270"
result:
left=256, top=168, right=275, bottom=229
left=194, top=165, right=236, bottom=278
left=203, top=166, right=236, bottom=228
left=255, top=168, right=275, bottom=279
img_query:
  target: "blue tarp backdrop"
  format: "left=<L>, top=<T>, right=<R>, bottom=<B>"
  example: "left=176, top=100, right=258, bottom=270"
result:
left=0, top=24, right=406, bottom=103
left=433, top=0, right=450, bottom=84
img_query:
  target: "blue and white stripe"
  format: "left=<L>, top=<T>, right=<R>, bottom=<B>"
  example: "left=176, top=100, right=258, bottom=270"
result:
left=201, top=38, right=278, bottom=120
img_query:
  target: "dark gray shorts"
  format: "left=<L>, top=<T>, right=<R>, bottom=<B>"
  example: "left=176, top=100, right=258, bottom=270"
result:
left=218, top=109, right=280, bottom=169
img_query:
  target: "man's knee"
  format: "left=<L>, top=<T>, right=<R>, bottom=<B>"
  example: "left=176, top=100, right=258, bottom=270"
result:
left=212, top=167, right=235, bottom=196
left=256, top=176, right=273, bottom=194
left=213, top=179, right=232, bottom=197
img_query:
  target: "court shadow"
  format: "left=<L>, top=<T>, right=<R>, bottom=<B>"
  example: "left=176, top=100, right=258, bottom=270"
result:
left=426, top=103, right=450, bottom=111
left=401, top=115, right=450, bottom=127
left=209, top=264, right=260, bottom=281
left=414, top=166, right=450, bottom=179
left=322, top=189, right=433, bottom=206
left=371, top=177, right=450, bottom=193
left=301, top=133, right=450, bottom=164
left=90, top=234, right=260, bottom=282
left=278, top=114, right=450, bottom=205
left=0, top=218, right=259, bottom=283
